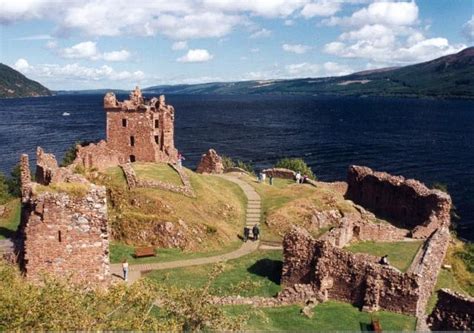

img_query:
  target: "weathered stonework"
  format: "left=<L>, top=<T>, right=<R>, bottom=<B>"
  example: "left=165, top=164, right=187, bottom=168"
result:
left=428, top=289, right=474, bottom=331
left=72, top=87, right=178, bottom=171
left=345, top=165, right=451, bottom=238
left=262, top=168, right=296, bottom=179
left=196, top=149, right=224, bottom=174
left=20, top=149, right=110, bottom=286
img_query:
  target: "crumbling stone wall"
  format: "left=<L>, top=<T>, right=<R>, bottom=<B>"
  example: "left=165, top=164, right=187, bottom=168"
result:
left=20, top=149, right=110, bottom=286
left=281, top=227, right=420, bottom=315
left=105, top=87, right=178, bottom=164
left=428, top=289, right=474, bottom=331
left=345, top=165, right=451, bottom=238
left=263, top=168, right=296, bottom=179
left=36, top=147, right=59, bottom=185
left=74, top=140, right=125, bottom=171
left=196, top=149, right=224, bottom=174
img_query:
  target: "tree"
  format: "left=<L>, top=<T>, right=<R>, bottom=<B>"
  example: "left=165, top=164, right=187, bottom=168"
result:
left=275, top=158, right=315, bottom=180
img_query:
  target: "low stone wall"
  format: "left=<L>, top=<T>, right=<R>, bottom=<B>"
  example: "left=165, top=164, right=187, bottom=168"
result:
left=345, top=165, right=451, bottom=237
left=428, top=289, right=474, bottom=331
left=353, top=219, right=409, bottom=242
left=262, top=168, right=295, bottom=179
left=74, top=140, right=125, bottom=171
left=120, top=163, right=195, bottom=197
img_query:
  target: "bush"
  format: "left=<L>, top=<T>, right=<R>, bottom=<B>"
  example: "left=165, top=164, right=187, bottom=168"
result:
left=0, top=172, right=10, bottom=204
left=221, top=156, right=254, bottom=174
left=275, top=158, right=315, bottom=180
left=6, top=164, right=22, bottom=198
left=221, top=155, right=235, bottom=170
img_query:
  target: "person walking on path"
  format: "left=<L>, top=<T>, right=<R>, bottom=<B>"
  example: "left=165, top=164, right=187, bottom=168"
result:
left=252, top=224, right=260, bottom=241
left=269, top=175, right=273, bottom=185
left=243, top=227, right=250, bottom=242
left=122, top=259, right=129, bottom=281
left=261, top=172, right=266, bottom=183
left=295, top=171, right=302, bottom=184
left=302, top=174, right=308, bottom=184
left=177, top=152, right=185, bottom=169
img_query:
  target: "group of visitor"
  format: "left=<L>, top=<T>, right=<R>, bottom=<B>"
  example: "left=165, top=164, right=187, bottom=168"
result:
left=243, top=224, right=260, bottom=242
left=258, top=172, right=273, bottom=185
left=295, top=171, right=308, bottom=184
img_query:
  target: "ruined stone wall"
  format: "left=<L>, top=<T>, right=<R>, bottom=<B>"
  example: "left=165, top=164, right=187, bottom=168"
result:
left=345, top=165, right=451, bottom=238
left=35, top=147, right=59, bottom=185
left=428, top=289, right=474, bottom=331
left=263, top=168, right=296, bottom=179
left=105, top=88, right=177, bottom=164
left=74, top=140, right=125, bottom=171
left=281, top=228, right=420, bottom=315
left=196, top=149, right=224, bottom=174
left=352, top=219, right=409, bottom=242
left=20, top=149, right=110, bottom=286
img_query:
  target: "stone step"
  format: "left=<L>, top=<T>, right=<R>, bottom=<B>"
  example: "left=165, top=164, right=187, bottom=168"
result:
left=246, top=214, right=261, bottom=219
left=247, top=207, right=261, bottom=211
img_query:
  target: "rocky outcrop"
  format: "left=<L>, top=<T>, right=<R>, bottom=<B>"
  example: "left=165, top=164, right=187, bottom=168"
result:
left=345, top=165, right=451, bottom=238
left=428, top=289, right=474, bottom=331
left=196, top=149, right=224, bottom=174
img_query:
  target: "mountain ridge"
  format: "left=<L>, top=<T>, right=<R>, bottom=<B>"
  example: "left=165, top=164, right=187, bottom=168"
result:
left=0, top=63, right=51, bottom=98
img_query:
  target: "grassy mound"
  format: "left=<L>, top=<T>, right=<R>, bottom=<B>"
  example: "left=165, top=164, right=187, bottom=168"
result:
left=242, top=175, right=357, bottom=242
left=345, top=240, right=423, bottom=272
left=98, top=164, right=246, bottom=253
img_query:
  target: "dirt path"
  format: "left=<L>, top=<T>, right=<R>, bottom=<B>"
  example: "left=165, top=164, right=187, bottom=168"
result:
left=110, top=173, right=263, bottom=283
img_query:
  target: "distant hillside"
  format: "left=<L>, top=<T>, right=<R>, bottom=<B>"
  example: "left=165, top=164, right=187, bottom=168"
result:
left=144, top=47, right=474, bottom=99
left=0, top=63, right=51, bottom=98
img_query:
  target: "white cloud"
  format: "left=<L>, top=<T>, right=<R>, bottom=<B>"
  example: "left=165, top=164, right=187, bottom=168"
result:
left=12, top=34, right=53, bottom=40
left=324, top=1, right=419, bottom=27
left=323, top=61, right=352, bottom=76
left=201, top=0, right=311, bottom=18
left=282, top=43, right=311, bottom=54
left=60, top=41, right=99, bottom=59
left=12, top=58, right=145, bottom=83
left=58, top=41, right=130, bottom=61
left=462, top=16, right=474, bottom=41
left=172, top=41, right=188, bottom=50
left=285, top=62, right=320, bottom=76
left=284, top=19, right=294, bottom=26
left=177, top=49, right=213, bottom=62
left=250, top=28, right=271, bottom=38
left=45, top=40, right=57, bottom=49
left=13, top=58, right=30, bottom=71
left=301, top=0, right=341, bottom=18
left=102, top=50, right=131, bottom=61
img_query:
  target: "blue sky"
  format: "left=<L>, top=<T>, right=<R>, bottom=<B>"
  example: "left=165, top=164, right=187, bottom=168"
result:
left=0, top=0, right=472, bottom=90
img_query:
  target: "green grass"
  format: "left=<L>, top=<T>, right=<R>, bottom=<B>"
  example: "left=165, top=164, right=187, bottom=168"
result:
left=110, top=241, right=243, bottom=264
left=426, top=268, right=467, bottom=314
left=0, top=199, right=21, bottom=240
left=345, top=240, right=423, bottom=272
left=225, top=301, right=416, bottom=331
left=146, top=250, right=282, bottom=297
left=133, top=162, right=182, bottom=185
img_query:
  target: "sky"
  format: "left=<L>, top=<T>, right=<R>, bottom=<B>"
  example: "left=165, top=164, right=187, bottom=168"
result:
left=0, top=0, right=472, bottom=90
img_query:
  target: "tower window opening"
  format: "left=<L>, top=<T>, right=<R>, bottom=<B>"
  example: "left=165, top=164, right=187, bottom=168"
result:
left=154, top=135, right=159, bottom=144
left=130, top=136, right=135, bottom=146
left=122, top=119, right=127, bottom=127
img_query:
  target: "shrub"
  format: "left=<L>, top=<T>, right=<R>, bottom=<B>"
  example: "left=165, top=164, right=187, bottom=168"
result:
left=275, top=158, right=315, bottom=180
left=235, top=160, right=254, bottom=174
left=6, top=164, right=22, bottom=198
left=0, top=172, right=10, bottom=204
left=221, top=155, right=235, bottom=170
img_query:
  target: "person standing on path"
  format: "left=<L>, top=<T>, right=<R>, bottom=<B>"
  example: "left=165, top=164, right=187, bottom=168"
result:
left=252, top=224, right=260, bottom=241
left=177, top=152, right=185, bottom=169
left=243, top=226, right=250, bottom=242
left=122, top=259, right=129, bottom=281
left=269, top=175, right=273, bottom=185
left=295, top=171, right=302, bottom=184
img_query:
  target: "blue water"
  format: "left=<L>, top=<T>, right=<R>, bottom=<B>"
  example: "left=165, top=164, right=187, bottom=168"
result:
left=0, top=94, right=473, bottom=241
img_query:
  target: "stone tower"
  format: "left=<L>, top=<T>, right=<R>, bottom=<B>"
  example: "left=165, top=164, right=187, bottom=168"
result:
left=104, top=86, right=178, bottom=163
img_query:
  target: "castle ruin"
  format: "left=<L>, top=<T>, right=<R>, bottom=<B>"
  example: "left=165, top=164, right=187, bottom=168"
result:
left=74, top=87, right=178, bottom=170
left=280, top=165, right=452, bottom=323
left=19, top=148, right=110, bottom=286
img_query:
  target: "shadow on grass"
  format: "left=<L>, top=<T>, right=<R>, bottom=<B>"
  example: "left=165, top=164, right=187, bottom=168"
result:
left=0, top=226, right=17, bottom=239
left=247, top=258, right=282, bottom=285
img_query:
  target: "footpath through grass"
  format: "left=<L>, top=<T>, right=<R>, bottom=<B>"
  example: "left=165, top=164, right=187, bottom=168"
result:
left=225, top=301, right=416, bottom=331
left=0, top=199, right=21, bottom=240
left=110, top=240, right=242, bottom=264
left=345, top=240, right=423, bottom=272
left=146, top=250, right=283, bottom=297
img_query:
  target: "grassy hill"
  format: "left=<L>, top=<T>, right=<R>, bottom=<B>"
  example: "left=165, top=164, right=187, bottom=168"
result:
left=144, top=47, right=474, bottom=99
left=0, top=63, right=51, bottom=98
